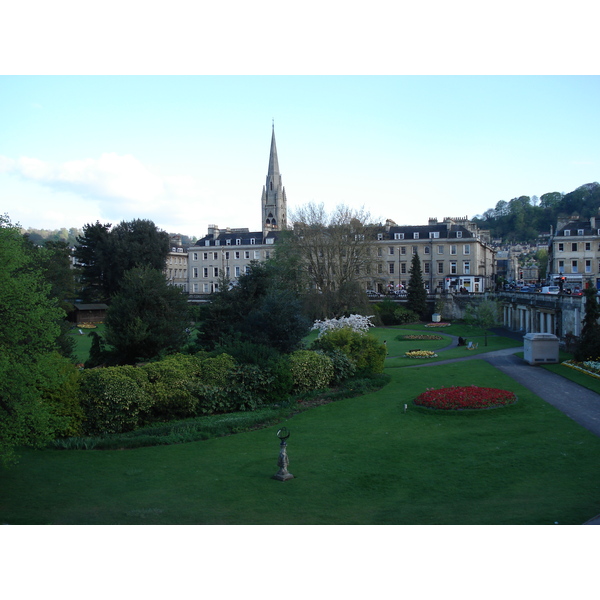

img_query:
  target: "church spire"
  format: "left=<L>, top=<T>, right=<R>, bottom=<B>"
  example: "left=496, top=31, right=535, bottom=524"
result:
left=261, top=123, right=287, bottom=236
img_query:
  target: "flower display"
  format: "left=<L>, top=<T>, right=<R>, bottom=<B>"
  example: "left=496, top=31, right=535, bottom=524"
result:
left=398, top=334, right=444, bottom=340
left=404, top=350, right=437, bottom=359
left=425, top=322, right=451, bottom=327
left=312, top=314, right=375, bottom=336
left=414, top=385, right=517, bottom=410
left=562, top=359, right=600, bottom=380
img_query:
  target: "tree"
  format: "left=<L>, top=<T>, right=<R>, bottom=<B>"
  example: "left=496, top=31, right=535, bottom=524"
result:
left=406, top=252, right=428, bottom=318
left=0, top=215, right=73, bottom=465
left=75, top=219, right=170, bottom=302
left=574, top=286, right=600, bottom=362
left=464, top=299, right=500, bottom=346
left=278, top=203, right=375, bottom=319
left=103, top=266, right=191, bottom=364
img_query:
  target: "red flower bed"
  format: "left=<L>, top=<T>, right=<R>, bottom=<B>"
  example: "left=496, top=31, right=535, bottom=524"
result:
left=414, top=385, right=517, bottom=410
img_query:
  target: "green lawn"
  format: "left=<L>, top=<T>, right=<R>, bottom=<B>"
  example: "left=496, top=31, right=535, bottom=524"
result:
left=2, top=326, right=600, bottom=524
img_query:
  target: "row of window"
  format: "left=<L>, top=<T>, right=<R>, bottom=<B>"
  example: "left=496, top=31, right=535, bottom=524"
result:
left=191, top=265, right=252, bottom=279
left=556, top=259, right=599, bottom=274
left=200, top=237, right=274, bottom=247
left=561, top=229, right=600, bottom=237
left=378, top=261, right=472, bottom=275
left=377, top=244, right=471, bottom=256
left=378, top=231, right=466, bottom=240
left=556, top=242, right=600, bottom=252
left=191, top=250, right=271, bottom=261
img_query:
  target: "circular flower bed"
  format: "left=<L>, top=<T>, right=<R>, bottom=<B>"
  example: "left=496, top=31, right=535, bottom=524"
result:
left=405, top=350, right=438, bottom=359
left=414, top=385, right=517, bottom=410
left=425, top=322, right=451, bottom=327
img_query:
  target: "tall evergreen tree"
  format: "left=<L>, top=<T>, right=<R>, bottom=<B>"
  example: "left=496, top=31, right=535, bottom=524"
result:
left=574, top=285, right=600, bottom=361
left=407, top=252, right=428, bottom=318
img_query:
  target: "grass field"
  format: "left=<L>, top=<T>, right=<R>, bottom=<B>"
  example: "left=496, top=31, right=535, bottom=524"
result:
left=2, top=325, right=600, bottom=525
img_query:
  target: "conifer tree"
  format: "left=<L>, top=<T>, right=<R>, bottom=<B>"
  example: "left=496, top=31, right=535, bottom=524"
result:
left=407, top=252, right=428, bottom=318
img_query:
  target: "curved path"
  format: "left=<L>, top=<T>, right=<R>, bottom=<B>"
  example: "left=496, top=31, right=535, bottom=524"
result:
left=394, top=327, right=600, bottom=524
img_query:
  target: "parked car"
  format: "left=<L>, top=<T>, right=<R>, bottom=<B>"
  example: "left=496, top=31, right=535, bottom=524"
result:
left=366, top=290, right=381, bottom=298
left=541, top=286, right=560, bottom=294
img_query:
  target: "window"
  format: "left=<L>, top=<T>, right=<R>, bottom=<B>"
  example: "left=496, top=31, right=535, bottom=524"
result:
left=192, top=252, right=198, bottom=261
left=401, top=263, right=407, bottom=274
left=203, top=268, right=208, bottom=278
left=429, top=231, right=439, bottom=238
left=388, top=263, right=395, bottom=274
left=578, top=229, right=584, bottom=235
left=413, top=232, right=419, bottom=239
left=412, top=246, right=417, bottom=254
left=585, top=242, right=591, bottom=251
left=437, top=245, right=444, bottom=254
left=205, top=240, right=210, bottom=246
left=377, top=248, right=382, bottom=257
left=215, top=240, right=220, bottom=246
left=463, top=244, right=471, bottom=255
left=424, top=262, right=430, bottom=274
left=558, top=243, right=564, bottom=252
left=464, top=261, right=470, bottom=274
left=437, top=262, right=444, bottom=274
left=571, top=260, right=578, bottom=273
left=226, top=239, right=231, bottom=245
left=424, top=246, right=430, bottom=254
left=266, top=238, right=274, bottom=244
left=192, top=267, right=198, bottom=278
left=203, top=252, right=208, bottom=260
left=571, top=243, right=577, bottom=252
left=235, top=266, right=240, bottom=277
left=564, top=230, right=571, bottom=236
left=250, top=238, right=256, bottom=245
left=212, top=252, right=217, bottom=260
left=388, top=247, right=395, bottom=255
left=225, top=251, right=230, bottom=260
left=226, top=266, right=230, bottom=277
left=192, top=283, right=199, bottom=293
left=450, top=261, right=457, bottom=274
left=377, top=233, right=383, bottom=240
left=236, top=239, right=241, bottom=245
left=400, top=246, right=406, bottom=255
left=254, top=250, right=260, bottom=259
left=450, top=245, right=457, bottom=255
left=203, top=283, right=209, bottom=293
left=244, top=251, right=250, bottom=259
left=456, top=231, right=462, bottom=238
left=377, top=263, right=383, bottom=274
left=394, top=233, right=404, bottom=240
left=558, top=260, right=564, bottom=271
left=585, top=260, right=592, bottom=273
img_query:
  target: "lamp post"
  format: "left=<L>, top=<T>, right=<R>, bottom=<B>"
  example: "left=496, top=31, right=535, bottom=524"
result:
left=273, top=427, right=294, bottom=481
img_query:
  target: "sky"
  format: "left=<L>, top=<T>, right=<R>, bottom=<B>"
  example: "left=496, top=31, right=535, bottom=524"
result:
left=2, top=75, right=598, bottom=238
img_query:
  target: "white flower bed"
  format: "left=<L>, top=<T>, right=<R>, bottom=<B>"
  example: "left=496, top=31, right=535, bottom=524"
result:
left=312, top=314, right=375, bottom=337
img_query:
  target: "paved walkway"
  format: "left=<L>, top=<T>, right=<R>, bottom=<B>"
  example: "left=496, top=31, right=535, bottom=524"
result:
left=396, top=327, right=600, bottom=524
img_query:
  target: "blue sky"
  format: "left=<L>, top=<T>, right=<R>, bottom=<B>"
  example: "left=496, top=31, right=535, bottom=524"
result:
left=1, top=75, right=599, bottom=237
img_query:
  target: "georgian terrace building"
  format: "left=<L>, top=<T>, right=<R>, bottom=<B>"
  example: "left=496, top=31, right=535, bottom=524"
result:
left=547, top=214, right=600, bottom=291
left=369, top=217, right=496, bottom=294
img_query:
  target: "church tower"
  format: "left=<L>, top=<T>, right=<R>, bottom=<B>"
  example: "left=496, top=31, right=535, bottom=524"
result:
left=261, top=123, right=287, bottom=237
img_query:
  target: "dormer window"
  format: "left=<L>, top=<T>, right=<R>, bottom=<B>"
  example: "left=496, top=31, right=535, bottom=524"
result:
left=205, top=240, right=210, bottom=246
left=236, top=239, right=241, bottom=245
left=226, top=239, right=231, bottom=245
left=578, top=229, right=584, bottom=235
left=250, top=238, right=256, bottom=245
left=413, top=232, right=419, bottom=239
left=564, top=230, right=570, bottom=236
left=429, top=231, right=439, bottom=238
left=377, top=233, right=383, bottom=240
left=394, top=233, right=404, bottom=240
left=456, top=231, right=462, bottom=238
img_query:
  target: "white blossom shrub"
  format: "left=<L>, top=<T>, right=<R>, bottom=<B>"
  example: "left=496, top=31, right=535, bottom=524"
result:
left=312, top=314, right=375, bottom=337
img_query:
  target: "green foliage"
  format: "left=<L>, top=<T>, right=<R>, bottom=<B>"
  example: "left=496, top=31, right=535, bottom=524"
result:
left=407, top=253, right=428, bottom=317
left=75, top=219, right=170, bottom=301
left=574, top=287, right=600, bottom=361
left=198, top=353, right=236, bottom=387
left=79, top=367, right=152, bottom=435
left=289, top=350, right=334, bottom=392
left=322, top=349, right=357, bottom=385
left=0, top=215, right=74, bottom=465
left=104, top=266, right=191, bottom=363
left=375, top=298, right=420, bottom=325
left=310, top=327, right=387, bottom=376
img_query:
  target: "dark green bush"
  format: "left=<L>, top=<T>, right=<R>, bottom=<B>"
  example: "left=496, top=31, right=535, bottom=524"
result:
left=321, top=349, right=357, bottom=385
left=289, top=350, right=334, bottom=392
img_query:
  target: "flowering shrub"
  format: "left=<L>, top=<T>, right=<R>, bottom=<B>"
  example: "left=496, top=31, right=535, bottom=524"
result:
left=312, top=314, right=375, bottom=337
left=562, top=359, right=600, bottom=380
left=404, top=350, right=437, bottom=359
left=425, top=322, right=451, bottom=327
left=414, top=386, right=517, bottom=410
left=397, top=334, right=444, bottom=340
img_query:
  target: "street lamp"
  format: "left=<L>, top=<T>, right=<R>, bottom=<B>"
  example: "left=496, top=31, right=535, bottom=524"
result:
left=273, top=428, right=294, bottom=481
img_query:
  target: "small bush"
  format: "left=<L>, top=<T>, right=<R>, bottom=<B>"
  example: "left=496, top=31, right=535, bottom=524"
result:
left=289, top=350, right=334, bottom=392
left=323, top=349, right=357, bottom=385
left=79, top=367, right=151, bottom=435
left=310, top=327, right=387, bottom=376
